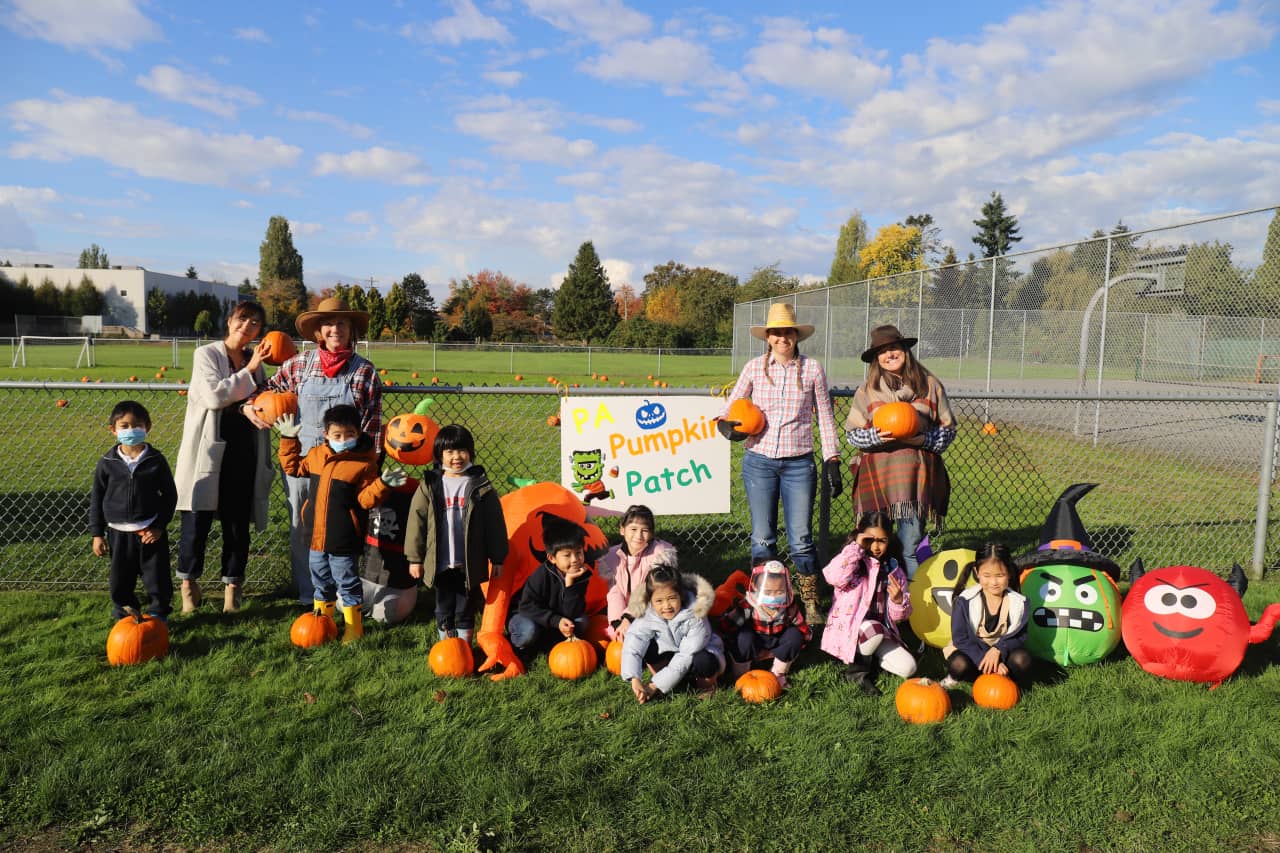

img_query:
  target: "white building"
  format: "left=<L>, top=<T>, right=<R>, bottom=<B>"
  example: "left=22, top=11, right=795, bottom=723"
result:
left=7, top=265, right=241, bottom=334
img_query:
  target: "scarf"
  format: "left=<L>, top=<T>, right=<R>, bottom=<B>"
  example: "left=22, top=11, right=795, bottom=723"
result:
left=318, top=347, right=353, bottom=378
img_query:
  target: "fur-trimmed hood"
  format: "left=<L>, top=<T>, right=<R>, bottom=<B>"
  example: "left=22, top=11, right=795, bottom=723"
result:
left=625, top=572, right=715, bottom=621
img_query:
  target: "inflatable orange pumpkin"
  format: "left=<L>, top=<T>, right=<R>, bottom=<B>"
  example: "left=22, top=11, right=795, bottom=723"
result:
left=726, top=399, right=767, bottom=436
left=384, top=398, right=439, bottom=466
left=872, top=401, right=920, bottom=439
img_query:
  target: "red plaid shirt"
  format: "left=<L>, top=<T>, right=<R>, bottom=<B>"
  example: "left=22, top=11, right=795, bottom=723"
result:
left=266, top=349, right=384, bottom=448
left=723, top=353, right=839, bottom=460
left=718, top=597, right=813, bottom=644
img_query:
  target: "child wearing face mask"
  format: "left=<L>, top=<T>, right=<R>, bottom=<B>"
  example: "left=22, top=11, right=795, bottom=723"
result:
left=90, top=400, right=178, bottom=624
left=718, top=560, right=812, bottom=689
left=821, top=511, right=915, bottom=696
left=599, top=504, right=678, bottom=641
left=276, top=403, right=400, bottom=642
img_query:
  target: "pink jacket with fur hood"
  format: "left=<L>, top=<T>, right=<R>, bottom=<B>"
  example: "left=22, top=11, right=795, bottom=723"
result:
left=821, top=539, right=911, bottom=664
left=599, top=539, right=677, bottom=639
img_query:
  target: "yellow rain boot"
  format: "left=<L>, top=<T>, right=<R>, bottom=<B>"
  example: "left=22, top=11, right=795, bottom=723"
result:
left=315, top=600, right=337, bottom=619
left=342, top=603, right=364, bottom=644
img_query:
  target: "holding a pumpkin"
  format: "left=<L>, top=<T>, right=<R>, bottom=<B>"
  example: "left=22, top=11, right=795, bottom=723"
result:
left=618, top=564, right=725, bottom=702
left=846, top=325, right=956, bottom=580
left=717, top=302, right=842, bottom=627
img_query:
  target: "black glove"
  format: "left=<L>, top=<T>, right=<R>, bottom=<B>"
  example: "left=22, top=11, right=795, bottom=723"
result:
left=824, top=458, right=843, bottom=499
left=716, top=419, right=748, bottom=442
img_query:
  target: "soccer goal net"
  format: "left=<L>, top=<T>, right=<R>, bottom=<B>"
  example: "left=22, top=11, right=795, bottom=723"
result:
left=11, top=336, right=94, bottom=368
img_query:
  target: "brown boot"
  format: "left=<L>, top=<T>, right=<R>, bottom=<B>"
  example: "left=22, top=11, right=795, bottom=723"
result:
left=795, top=574, right=825, bottom=626
left=180, top=580, right=201, bottom=614
left=223, top=583, right=242, bottom=613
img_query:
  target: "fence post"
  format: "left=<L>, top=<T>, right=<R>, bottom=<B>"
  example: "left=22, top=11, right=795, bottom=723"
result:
left=509, top=344, right=514, bottom=374
left=657, top=347, right=662, bottom=377
left=1020, top=310, right=1027, bottom=378
left=172, top=337, right=179, bottom=368
left=958, top=308, right=965, bottom=380
left=1251, top=395, right=1279, bottom=580
left=986, top=259, right=997, bottom=393
left=916, top=269, right=924, bottom=341
left=1092, top=236, right=1114, bottom=446
left=432, top=343, right=437, bottom=371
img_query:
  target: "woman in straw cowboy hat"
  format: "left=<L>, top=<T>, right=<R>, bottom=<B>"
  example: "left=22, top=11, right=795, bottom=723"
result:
left=244, top=297, right=384, bottom=620
left=846, top=325, right=955, bottom=580
left=717, top=302, right=842, bottom=627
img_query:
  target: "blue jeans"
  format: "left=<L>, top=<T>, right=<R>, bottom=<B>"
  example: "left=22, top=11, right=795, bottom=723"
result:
left=741, top=450, right=817, bottom=576
left=507, top=612, right=590, bottom=651
left=895, top=514, right=925, bottom=580
left=309, top=550, right=361, bottom=608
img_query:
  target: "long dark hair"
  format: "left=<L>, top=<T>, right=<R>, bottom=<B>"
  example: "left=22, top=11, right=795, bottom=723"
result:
left=846, top=510, right=904, bottom=568
left=951, top=542, right=1019, bottom=600
left=865, top=345, right=933, bottom=399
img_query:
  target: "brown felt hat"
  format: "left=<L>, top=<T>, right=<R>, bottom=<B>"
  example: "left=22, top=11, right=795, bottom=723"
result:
left=750, top=303, right=815, bottom=342
left=295, top=296, right=370, bottom=341
left=861, top=324, right=918, bottom=363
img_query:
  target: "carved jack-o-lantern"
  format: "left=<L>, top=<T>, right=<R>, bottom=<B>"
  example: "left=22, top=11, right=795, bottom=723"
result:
left=384, top=398, right=440, bottom=466
left=634, top=399, right=668, bottom=430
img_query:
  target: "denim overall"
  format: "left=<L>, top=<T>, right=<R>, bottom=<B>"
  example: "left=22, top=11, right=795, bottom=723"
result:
left=284, top=349, right=359, bottom=602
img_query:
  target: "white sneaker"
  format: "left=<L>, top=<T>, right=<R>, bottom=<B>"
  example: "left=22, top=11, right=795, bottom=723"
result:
left=939, top=675, right=959, bottom=688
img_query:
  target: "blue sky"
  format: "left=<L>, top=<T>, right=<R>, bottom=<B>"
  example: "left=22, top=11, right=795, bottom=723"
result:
left=3, top=0, right=1278, bottom=300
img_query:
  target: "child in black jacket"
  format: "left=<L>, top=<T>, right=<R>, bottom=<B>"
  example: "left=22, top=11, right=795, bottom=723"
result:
left=508, top=515, right=592, bottom=655
left=89, top=401, right=178, bottom=622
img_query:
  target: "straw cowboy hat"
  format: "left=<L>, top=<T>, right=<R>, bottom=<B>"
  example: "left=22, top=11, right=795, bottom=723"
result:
left=295, top=296, right=370, bottom=341
left=750, top=303, right=815, bottom=342
left=860, top=324, right=918, bottom=363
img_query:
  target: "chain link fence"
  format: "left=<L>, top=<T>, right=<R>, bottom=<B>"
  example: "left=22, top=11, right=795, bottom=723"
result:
left=2, top=382, right=1278, bottom=591
left=738, top=206, right=1280, bottom=392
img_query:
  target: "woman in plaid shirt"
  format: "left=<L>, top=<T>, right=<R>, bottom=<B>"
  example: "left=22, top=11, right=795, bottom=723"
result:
left=717, top=303, right=841, bottom=625
left=244, top=296, right=383, bottom=602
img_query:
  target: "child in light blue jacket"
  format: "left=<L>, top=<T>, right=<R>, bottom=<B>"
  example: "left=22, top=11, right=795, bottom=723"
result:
left=620, top=563, right=725, bottom=702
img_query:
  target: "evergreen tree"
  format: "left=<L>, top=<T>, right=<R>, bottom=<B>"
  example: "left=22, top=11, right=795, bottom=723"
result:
left=384, top=281, right=408, bottom=337
left=828, top=211, right=868, bottom=285
left=238, top=277, right=256, bottom=299
left=1251, top=210, right=1280, bottom=315
left=146, top=288, right=168, bottom=333
left=930, top=246, right=964, bottom=307
left=78, top=243, right=110, bottom=269
left=399, top=273, right=437, bottom=338
left=972, top=192, right=1022, bottom=258
left=365, top=287, right=387, bottom=339
left=186, top=265, right=198, bottom=279
left=553, top=241, right=618, bottom=344
left=903, top=213, right=944, bottom=265
left=257, top=216, right=305, bottom=328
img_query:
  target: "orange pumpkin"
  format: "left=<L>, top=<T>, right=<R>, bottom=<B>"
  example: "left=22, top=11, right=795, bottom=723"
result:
left=252, top=390, right=298, bottom=425
left=547, top=413, right=561, bottom=427
left=384, top=398, right=440, bottom=466
left=872, top=401, right=920, bottom=439
left=604, top=639, right=625, bottom=676
left=260, top=330, right=298, bottom=366
left=56, top=399, right=68, bottom=408
left=290, top=611, right=338, bottom=648
left=428, top=637, right=475, bottom=678
left=548, top=637, right=598, bottom=680
left=895, top=677, right=951, bottom=723
left=981, top=422, right=998, bottom=436
left=736, top=669, right=782, bottom=703
left=106, top=607, right=169, bottom=665
left=727, top=399, right=767, bottom=436
left=972, top=673, right=1019, bottom=710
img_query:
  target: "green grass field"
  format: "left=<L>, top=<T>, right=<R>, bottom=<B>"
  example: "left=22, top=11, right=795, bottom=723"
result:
left=3, top=585, right=1280, bottom=851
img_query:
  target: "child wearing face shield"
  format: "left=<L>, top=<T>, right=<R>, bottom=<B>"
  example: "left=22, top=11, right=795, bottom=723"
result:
left=821, top=511, right=916, bottom=697
left=90, top=400, right=178, bottom=623
left=276, top=403, right=402, bottom=643
left=718, top=560, right=812, bottom=690
left=619, top=563, right=725, bottom=703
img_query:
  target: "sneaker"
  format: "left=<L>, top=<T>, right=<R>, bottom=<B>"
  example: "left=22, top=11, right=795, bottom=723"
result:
left=939, top=675, right=959, bottom=688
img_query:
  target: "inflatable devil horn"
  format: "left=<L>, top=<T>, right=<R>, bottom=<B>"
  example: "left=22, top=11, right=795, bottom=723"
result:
left=1227, top=562, right=1248, bottom=598
left=1128, top=557, right=1145, bottom=582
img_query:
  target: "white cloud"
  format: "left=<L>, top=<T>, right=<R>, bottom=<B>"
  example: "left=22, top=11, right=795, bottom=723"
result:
left=522, top=0, right=649, bottom=43
left=402, top=0, right=512, bottom=45
left=482, top=70, right=525, bottom=87
left=5, top=0, right=160, bottom=54
left=234, top=199, right=254, bottom=208
left=277, top=108, right=374, bottom=139
left=234, top=27, right=271, bottom=43
left=136, top=66, right=262, bottom=119
left=288, top=220, right=325, bottom=237
left=0, top=185, right=60, bottom=209
left=313, top=147, right=431, bottom=185
left=454, top=97, right=596, bottom=164
left=576, top=114, right=642, bottom=134
left=580, top=36, right=716, bottom=92
left=745, top=18, right=891, bottom=104
left=602, top=258, right=633, bottom=286
left=1261, top=99, right=1280, bottom=116
left=345, top=210, right=373, bottom=225
left=8, top=93, right=301, bottom=187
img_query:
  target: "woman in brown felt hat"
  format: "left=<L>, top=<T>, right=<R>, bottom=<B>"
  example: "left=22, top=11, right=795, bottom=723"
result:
left=716, top=302, right=842, bottom=630
left=243, top=297, right=383, bottom=614
left=845, top=324, right=955, bottom=579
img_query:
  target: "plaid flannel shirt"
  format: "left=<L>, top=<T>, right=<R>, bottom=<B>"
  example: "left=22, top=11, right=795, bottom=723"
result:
left=719, top=598, right=813, bottom=644
left=265, top=349, right=383, bottom=448
left=722, top=353, right=839, bottom=460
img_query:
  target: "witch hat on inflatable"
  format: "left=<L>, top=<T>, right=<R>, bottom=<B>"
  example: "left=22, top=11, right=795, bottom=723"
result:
left=1014, top=483, right=1122, bottom=580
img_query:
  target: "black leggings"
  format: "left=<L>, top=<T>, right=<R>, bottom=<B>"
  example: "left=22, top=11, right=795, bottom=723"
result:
left=947, top=647, right=1033, bottom=683
left=434, top=568, right=482, bottom=632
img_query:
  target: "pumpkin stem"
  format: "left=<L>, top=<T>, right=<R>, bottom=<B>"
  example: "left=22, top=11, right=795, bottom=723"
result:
left=124, top=605, right=141, bottom=622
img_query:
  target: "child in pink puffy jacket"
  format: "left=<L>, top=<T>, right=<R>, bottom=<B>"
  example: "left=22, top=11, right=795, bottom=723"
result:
left=821, top=511, right=916, bottom=697
left=599, top=505, right=678, bottom=640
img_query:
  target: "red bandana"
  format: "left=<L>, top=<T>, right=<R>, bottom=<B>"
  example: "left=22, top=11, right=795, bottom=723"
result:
left=317, top=347, right=353, bottom=378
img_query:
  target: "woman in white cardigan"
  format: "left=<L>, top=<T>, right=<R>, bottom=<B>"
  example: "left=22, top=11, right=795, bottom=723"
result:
left=173, top=301, right=276, bottom=613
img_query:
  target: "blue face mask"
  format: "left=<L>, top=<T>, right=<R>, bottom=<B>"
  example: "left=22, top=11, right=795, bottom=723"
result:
left=116, top=427, right=147, bottom=446
left=328, top=437, right=358, bottom=454
left=758, top=593, right=787, bottom=607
